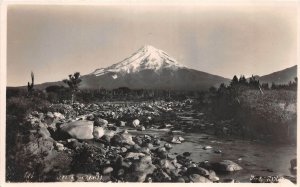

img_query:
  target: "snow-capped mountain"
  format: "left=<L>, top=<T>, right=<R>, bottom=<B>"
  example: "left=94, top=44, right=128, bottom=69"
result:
left=92, top=45, right=186, bottom=77
left=77, top=45, right=229, bottom=90
left=33, top=45, right=230, bottom=90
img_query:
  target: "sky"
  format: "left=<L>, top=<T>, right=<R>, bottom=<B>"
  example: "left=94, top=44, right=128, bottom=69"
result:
left=7, top=3, right=298, bottom=86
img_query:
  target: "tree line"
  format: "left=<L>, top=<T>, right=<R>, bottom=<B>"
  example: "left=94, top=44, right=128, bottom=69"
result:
left=8, top=71, right=296, bottom=104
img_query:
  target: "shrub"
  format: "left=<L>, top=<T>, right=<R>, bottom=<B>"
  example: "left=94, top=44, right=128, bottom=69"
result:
left=6, top=96, right=51, bottom=118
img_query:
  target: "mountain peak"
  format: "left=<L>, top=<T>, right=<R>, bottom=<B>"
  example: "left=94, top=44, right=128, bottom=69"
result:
left=93, top=45, right=186, bottom=76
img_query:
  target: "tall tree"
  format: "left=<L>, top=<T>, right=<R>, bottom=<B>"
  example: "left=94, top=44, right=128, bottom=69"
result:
left=238, top=75, right=247, bottom=85
left=63, top=72, right=82, bottom=104
left=249, top=75, right=260, bottom=88
left=230, top=75, right=239, bottom=87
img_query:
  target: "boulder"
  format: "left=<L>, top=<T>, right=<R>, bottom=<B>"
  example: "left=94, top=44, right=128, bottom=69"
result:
left=102, top=167, right=114, bottom=175
left=25, top=137, right=54, bottom=156
left=143, top=135, right=152, bottom=143
left=47, top=122, right=57, bottom=133
left=93, top=127, right=105, bottom=139
left=137, top=126, right=145, bottom=131
left=125, top=152, right=145, bottom=159
left=186, top=167, right=210, bottom=177
left=132, top=119, right=140, bottom=127
left=127, top=156, right=156, bottom=182
left=156, top=147, right=168, bottom=159
left=86, top=114, right=95, bottom=121
left=46, top=112, right=55, bottom=119
left=121, top=147, right=127, bottom=153
left=60, top=120, right=94, bottom=140
left=153, top=139, right=161, bottom=146
left=53, top=112, right=65, bottom=120
left=159, top=159, right=177, bottom=171
left=103, top=130, right=115, bottom=140
left=111, top=132, right=135, bottom=146
left=144, top=143, right=153, bottom=149
left=94, top=118, right=108, bottom=127
left=189, top=174, right=212, bottom=183
left=55, top=142, right=65, bottom=151
left=31, top=111, right=39, bottom=117
left=117, top=168, right=125, bottom=177
left=140, top=147, right=150, bottom=154
left=118, top=121, right=126, bottom=127
left=133, top=136, right=143, bottom=145
left=211, top=160, right=242, bottom=172
left=177, top=177, right=186, bottom=182
left=164, top=143, right=173, bottom=150
left=208, top=170, right=219, bottom=182
left=131, top=144, right=142, bottom=152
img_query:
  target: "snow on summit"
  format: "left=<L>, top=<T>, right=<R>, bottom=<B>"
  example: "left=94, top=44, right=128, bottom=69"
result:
left=93, top=45, right=186, bottom=77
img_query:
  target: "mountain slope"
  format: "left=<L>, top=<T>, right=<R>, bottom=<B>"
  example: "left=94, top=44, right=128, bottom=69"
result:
left=78, top=45, right=229, bottom=90
left=256, top=65, right=297, bottom=84
left=80, top=68, right=228, bottom=90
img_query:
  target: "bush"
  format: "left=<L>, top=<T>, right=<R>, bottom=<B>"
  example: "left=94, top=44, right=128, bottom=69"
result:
left=6, top=96, right=51, bottom=118
left=237, top=90, right=297, bottom=142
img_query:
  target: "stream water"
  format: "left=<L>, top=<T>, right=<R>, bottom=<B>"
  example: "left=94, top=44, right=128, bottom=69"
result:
left=96, top=101, right=296, bottom=182
left=126, top=127, right=296, bottom=182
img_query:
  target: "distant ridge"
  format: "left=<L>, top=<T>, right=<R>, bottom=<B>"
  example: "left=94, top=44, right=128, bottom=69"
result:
left=255, top=65, right=297, bottom=84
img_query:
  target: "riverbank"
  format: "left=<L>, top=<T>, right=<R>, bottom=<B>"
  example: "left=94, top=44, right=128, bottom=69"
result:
left=6, top=97, right=297, bottom=183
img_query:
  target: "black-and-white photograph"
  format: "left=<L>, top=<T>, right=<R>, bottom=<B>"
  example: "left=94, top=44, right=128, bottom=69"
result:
left=3, top=1, right=298, bottom=184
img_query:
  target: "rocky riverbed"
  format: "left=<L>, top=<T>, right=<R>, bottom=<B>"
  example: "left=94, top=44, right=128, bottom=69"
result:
left=6, top=100, right=297, bottom=183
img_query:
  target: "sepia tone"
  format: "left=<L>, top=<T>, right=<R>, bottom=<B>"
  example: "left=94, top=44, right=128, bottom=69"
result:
left=5, top=2, right=297, bottom=184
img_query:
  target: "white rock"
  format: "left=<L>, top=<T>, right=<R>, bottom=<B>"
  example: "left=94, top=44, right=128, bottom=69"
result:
left=93, top=127, right=105, bottom=139
left=55, top=142, right=65, bottom=151
left=46, top=112, right=54, bottom=119
left=60, top=120, right=94, bottom=140
left=132, top=119, right=140, bottom=127
left=53, top=112, right=65, bottom=120
left=203, top=146, right=213, bottom=150
left=125, top=152, right=145, bottom=159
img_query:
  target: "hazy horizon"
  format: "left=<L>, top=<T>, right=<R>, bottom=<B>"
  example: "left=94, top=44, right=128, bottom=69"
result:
left=7, top=3, right=298, bottom=86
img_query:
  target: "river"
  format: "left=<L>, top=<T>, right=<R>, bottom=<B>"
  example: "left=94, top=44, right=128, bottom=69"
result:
left=126, top=127, right=296, bottom=182
left=96, top=101, right=296, bottom=182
